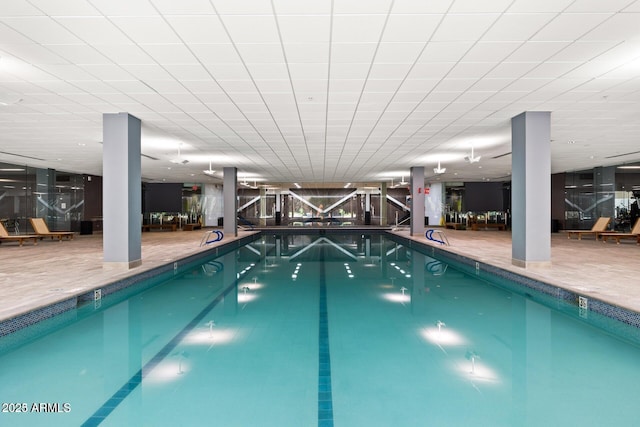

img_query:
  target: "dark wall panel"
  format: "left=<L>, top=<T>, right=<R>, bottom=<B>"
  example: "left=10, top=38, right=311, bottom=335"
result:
left=144, top=183, right=182, bottom=213
left=465, top=182, right=504, bottom=212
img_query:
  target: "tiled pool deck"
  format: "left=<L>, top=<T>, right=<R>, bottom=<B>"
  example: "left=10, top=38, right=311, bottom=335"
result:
left=1, top=227, right=639, bottom=331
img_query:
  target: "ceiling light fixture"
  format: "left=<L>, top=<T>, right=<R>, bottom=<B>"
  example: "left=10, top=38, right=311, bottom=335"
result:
left=170, top=144, right=188, bottom=164
left=434, top=161, right=446, bottom=174
left=464, top=146, right=481, bottom=163
left=203, top=160, right=215, bottom=175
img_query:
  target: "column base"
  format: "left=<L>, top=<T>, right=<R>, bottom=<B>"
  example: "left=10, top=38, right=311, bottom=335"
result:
left=512, top=258, right=552, bottom=269
left=103, top=259, right=142, bottom=270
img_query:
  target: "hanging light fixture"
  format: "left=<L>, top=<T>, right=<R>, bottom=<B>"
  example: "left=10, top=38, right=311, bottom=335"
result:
left=170, top=144, right=188, bottom=164
left=464, top=146, right=481, bottom=163
left=434, top=160, right=446, bottom=174
left=203, top=159, right=215, bottom=175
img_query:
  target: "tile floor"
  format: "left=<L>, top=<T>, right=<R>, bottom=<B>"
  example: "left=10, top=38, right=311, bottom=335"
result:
left=1, top=228, right=639, bottom=326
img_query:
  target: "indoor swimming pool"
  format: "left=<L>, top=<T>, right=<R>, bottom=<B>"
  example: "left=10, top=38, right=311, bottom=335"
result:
left=1, top=233, right=640, bottom=426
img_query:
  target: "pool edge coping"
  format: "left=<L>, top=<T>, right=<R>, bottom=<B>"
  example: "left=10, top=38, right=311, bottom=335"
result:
left=0, top=233, right=260, bottom=338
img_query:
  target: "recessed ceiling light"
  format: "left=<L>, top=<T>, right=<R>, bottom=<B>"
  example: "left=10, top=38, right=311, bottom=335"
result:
left=568, top=140, right=576, bottom=144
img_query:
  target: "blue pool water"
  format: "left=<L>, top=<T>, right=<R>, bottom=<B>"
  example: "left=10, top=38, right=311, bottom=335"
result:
left=1, top=233, right=640, bottom=426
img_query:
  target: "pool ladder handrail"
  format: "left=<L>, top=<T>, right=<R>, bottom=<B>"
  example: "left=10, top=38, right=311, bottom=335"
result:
left=425, top=229, right=450, bottom=246
left=200, top=229, right=224, bottom=246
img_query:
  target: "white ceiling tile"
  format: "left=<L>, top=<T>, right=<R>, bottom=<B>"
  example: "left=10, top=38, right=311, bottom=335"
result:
left=0, top=1, right=43, bottom=16
left=623, top=0, right=640, bottom=11
left=482, top=13, right=555, bottom=41
left=399, top=79, right=438, bottom=92
left=38, top=64, right=97, bottom=81
left=288, top=63, right=328, bottom=80
left=432, top=14, right=499, bottom=42
left=121, top=64, right=174, bottom=80
left=407, top=62, right=455, bottom=79
left=334, top=0, right=393, bottom=14
left=70, top=80, right=125, bottom=93
left=54, top=17, right=132, bottom=45
left=508, top=0, right=574, bottom=13
left=330, top=62, right=371, bottom=79
left=451, top=0, right=512, bottom=13
left=180, top=80, right=223, bottom=93
left=236, top=44, right=285, bottom=63
left=28, top=0, right=100, bottom=16
left=277, top=15, right=330, bottom=43
left=369, top=63, right=412, bottom=79
left=381, top=14, right=441, bottom=42
left=504, top=78, right=553, bottom=91
left=88, top=0, right=158, bottom=16
left=363, top=79, right=403, bottom=92
left=94, top=44, right=156, bottom=64
left=525, top=62, right=581, bottom=78
left=190, top=44, right=241, bottom=64
left=417, top=42, right=474, bottom=62
left=221, top=15, right=280, bottom=43
left=283, top=43, right=330, bottom=63
left=448, top=62, right=496, bottom=78
left=292, top=79, right=327, bottom=92
left=253, top=79, right=292, bottom=92
left=332, top=15, right=387, bottom=43
left=532, top=13, right=612, bottom=41
left=205, top=63, right=252, bottom=80
left=470, top=78, right=512, bottom=91
left=245, top=63, right=289, bottom=80
left=164, top=16, right=230, bottom=44
left=2, top=43, right=67, bottom=64
left=214, top=0, right=272, bottom=14
left=40, top=44, right=110, bottom=65
left=150, top=0, right=215, bottom=14
left=107, top=80, right=158, bottom=93
left=549, top=41, right=619, bottom=62
left=110, top=17, right=182, bottom=44
left=391, top=0, right=453, bottom=14
left=566, top=0, right=636, bottom=12
left=374, top=42, right=424, bottom=63
left=3, top=17, right=82, bottom=44
left=507, top=41, right=571, bottom=61
left=146, top=80, right=190, bottom=93
left=331, top=43, right=377, bottom=63
left=273, top=0, right=331, bottom=15
left=141, top=44, right=198, bottom=64
left=0, top=22, right=34, bottom=44
left=485, top=62, right=538, bottom=78
left=463, top=41, right=521, bottom=62
left=164, top=64, right=213, bottom=80
left=582, top=13, right=640, bottom=41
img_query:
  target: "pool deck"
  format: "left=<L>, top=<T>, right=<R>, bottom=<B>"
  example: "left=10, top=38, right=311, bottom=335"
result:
left=0, top=229, right=257, bottom=323
left=1, top=227, right=639, bottom=326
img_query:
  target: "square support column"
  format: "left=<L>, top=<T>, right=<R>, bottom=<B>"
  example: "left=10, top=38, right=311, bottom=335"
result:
left=223, top=167, right=238, bottom=237
left=511, top=111, right=551, bottom=268
left=103, top=113, right=142, bottom=269
left=410, top=166, right=425, bottom=236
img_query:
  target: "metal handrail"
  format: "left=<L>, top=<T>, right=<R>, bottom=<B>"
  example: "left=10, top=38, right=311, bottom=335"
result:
left=425, top=229, right=450, bottom=246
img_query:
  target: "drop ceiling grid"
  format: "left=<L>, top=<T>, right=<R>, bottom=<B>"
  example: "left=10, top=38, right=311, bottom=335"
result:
left=0, top=3, right=640, bottom=183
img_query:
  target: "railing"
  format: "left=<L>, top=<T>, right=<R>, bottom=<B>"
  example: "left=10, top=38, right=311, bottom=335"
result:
left=425, top=229, right=449, bottom=246
left=200, top=230, right=224, bottom=246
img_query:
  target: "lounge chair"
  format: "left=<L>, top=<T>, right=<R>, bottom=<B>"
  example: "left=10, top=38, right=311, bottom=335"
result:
left=599, top=219, right=640, bottom=244
left=29, top=218, right=75, bottom=241
left=564, top=217, right=611, bottom=240
left=0, top=221, right=38, bottom=246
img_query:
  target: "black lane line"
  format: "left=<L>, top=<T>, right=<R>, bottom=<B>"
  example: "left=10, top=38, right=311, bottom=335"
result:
left=318, top=243, right=334, bottom=426
left=82, top=277, right=238, bottom=427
